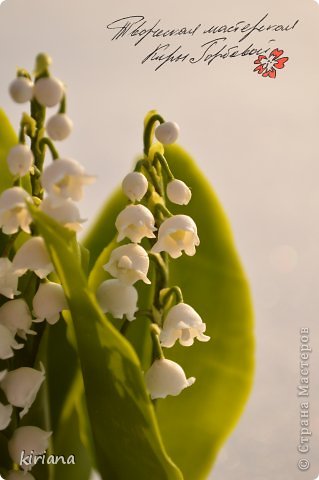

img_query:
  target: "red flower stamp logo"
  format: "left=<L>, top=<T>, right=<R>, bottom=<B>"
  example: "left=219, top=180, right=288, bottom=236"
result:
left=254, top=48, right=289, bottom=79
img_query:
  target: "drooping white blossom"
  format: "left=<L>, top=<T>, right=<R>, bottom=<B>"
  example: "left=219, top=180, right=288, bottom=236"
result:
left=9, top=77, right=34, bottom=104
left=33, top=77, right=64, bottom=107
left=104, top=243, right=151, bottom=285
left=160, top=303, right=210, bottom=348
left=46, top=113, right=73, bottom=141
left=6, top=471, right=35, bottom=480
left=166, top=179, right=191, bottom=206
left=97, top=279, right=138, bottom=321
left=33, top=282, right=68, bottom=325
left=155, top=121, right=180, bottom=145
left=145, top=359, right=195, bottom=399
left=1, top=365, right=45, bottom=418
left=122, top=172, right=148, bottom=202
left=115, top=204, right=156, bottom=243
left=0, top=258, right=20, bottom=299
left=0, top=187, right=32, bottom=235
left=41, top=158, right=95, bottom=205
left=151, top=215, right=199, bottom=258
left=0, top=299, right=36, bottom=340
left=7, top=144, right=34, bottom=177
left=40, top=196, right=85, bottom=231
left=0, top=402, right=13, bottom=430
left=8, top=426, right=52, bottom=470
left=13, top=236, right=53, bottom=279
left=0, top=324, right=24, bottom=360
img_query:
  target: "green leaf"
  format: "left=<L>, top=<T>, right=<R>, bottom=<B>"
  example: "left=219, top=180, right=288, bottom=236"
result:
left=83, top=144, right=254, bottom=480
left=30, top=207, right=183, bottom=480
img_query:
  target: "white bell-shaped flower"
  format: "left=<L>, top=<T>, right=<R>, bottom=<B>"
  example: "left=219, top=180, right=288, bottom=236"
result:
left=145, top=359, right=195, bottom=399
left=155, top=121, right=180, bottom=144
left=166, top=179, right=191, bottom=206
left=151, top=215, right=199, bottom=259
left=9, top=77, right=34, bottom=104
left=46, top=113, right=73, bottom=141
left=8, top=426, right=52, bottom=470
left=97, top=279, right=138, bottom=321
left=33, top=282, right=68, bottom=325
left=7, top=471, right=35, bottom=480
left=33, top=77, right=64, bottom=107
left=0, top=187, right=32, bottom=235
left=40, top=196, right=85, bottom=231
left=0, top=324, right=23, bottom=360
left=41, top=158, right=95, bottom=205
left=0, top=258, right=20, bottom=299
left=104, top=243, right=151, bottom=285
left=160, top=303, right=210, bottom=348
left=0, top=402, right=13, bottom=430
left=122, top=172, right=148, bottom=202
left=13, top=236, right=53, bottom=279
left=1, top=365, right=45, bottom=418
left=115, top=204, right=156, bottom=243
left=0, top=299, right=36, bottom=340
left=7, top=144, right=34, bottom=177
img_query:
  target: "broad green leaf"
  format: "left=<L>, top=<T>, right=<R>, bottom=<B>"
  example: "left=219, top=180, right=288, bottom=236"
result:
left=30, top=207, right=183, bottom=480
left=83, top=144, right=254, bottom=480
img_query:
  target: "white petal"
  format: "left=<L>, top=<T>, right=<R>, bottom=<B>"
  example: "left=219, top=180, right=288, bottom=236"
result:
left=6, top=471, right=35, bottom=480
left=122, top=172, right=148, bottom=202
left=13, top=237, right=53, bottom=278
left=155, top=122, right=180, bottom=144
left=46, top=113, right=73, bottom=141
left=0, top=299, right=34, bottom=338
left=0, top=402, right=13, bottom=430
left=8, top=426, right=52, bottom=470
left=97, top=279, right=138, bottom=321
left=104, top=243, right=150, bottom=285
left=145, top=359, right=195, bottom=399
left=115, top=205, right=156, bottom=243
left=32, top=282, right=68, bottom=324
left=166, top=179, right=191, bottom=205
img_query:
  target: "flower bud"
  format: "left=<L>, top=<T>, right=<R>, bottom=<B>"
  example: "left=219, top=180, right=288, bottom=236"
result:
left=0, top=324, right=23, bottom=360
left=40, top=196, right=86, bottom=231
left=145, top=359, right=195, bottom=399
left=0, top=258, right=20, bottom=299
left=0, top=187, right=32, bottom=235
left=122, top=172, right=148, bottom=202
left=33, top=77, right=64, bottom=107
left=104, top=243, right=150, bottom=285
left=33, top=282, right=68, bottom=325
left=7, top=471, right=35, bottom=480
left=9, top=77, right=34, bottom=104
left=8, top=426, right=52, bottom=470
left=166, top=179, right=191, bottom=205
left=151, top=215, right=199, bottom=258
left=41, top=158, right=95, bottom=204
left=160, top=303, right=210, bottom=348
left=155, top=121, right=179, bottom=144
left=0, top=402, right=13, bottom=430
left=7, top=144, right=34, bottom=177
left=97, top=279, right=138, bottom=321
left=13, top=236, right=53, bottom=279
left=46, top=113, right=73, bottom=141
left=0, top=299, right=36, bottom=340
left=115, top=204, right=156, bottom=243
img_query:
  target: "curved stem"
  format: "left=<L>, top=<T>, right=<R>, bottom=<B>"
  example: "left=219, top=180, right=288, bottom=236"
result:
left=154, top=153, right=174, bottom=182
left=39, top=137, right=59, bottom=160
left=143, top=113, right=165, bottom=156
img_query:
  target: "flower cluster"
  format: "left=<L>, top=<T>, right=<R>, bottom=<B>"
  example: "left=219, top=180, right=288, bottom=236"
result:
left=0, top=53, right=94, bottom=476
left=96, top=112, right=210, bottom=400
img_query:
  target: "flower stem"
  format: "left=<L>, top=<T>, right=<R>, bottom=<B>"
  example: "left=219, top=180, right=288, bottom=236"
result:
left=39, top=137, right=59, bottom=160
left=150, top=324, right=164, bottom=360
left=143, top=113, right=164, bottom=156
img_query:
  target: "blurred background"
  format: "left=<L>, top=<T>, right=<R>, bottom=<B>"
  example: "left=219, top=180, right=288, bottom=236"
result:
left=0, top=0, right=319, bottom=478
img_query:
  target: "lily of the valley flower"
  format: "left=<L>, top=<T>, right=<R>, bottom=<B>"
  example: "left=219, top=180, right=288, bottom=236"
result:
left=0, top=402, right=13, bottom=430
left=33, top=76, right=64, bottom=107
left=115, top=204, right=156, bottom=243
left=166, top=179, right=191, bottom=206
left=155, top=121, right=180, bottom=144
left=46, top=113, right=73, bottom=141
left=1, top=365, right=45, bottom=418
left=122, top=172, right=148, bottom=202
left=145, top=358, right=195, bottom=399
left=33, top=282, right=68, bottom=325
left=0, top=258, right=20, bottom=299
left=160, top=303, right=210, bottom=348
left=0, top=324, right=23, bottom=360
left=0, top=187, right=32, bottom=235
left=40, top=196, right=85, bottom=231
left=13, top=236, right=54, bottom=279
left=151, top=215, right=200, bottom=258
left=97, top=279, right=138, bottom=320
left=8, top=426, right=52, bottom=470
left=7, top=144, right=34, bottom=177
left=0, top=299, right=36, bottom=340
left=104, top=243, right=151, bottom=285
left=7, top=471, right=35, bottom=480
left=41, top=158, right=95, bottom=204
left=9, top=77, right=34, bottom=104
